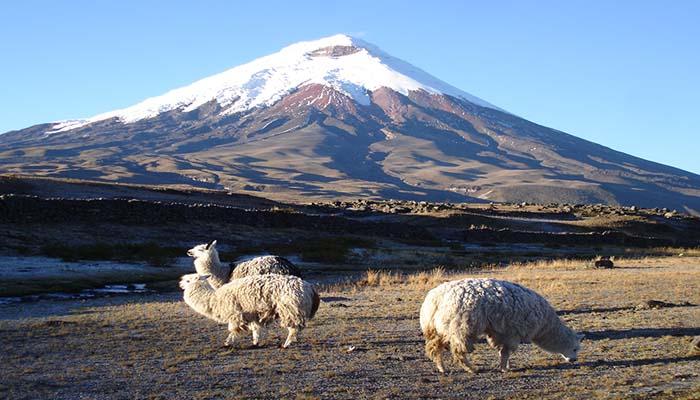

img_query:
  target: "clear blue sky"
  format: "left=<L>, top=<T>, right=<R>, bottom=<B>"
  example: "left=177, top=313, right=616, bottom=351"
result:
left=1, top=1, right=698, bottom=173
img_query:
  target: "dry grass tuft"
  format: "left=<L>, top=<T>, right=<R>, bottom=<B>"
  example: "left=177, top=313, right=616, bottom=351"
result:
left=505, top=258, right=586, bottom=271
left=361, top=269, right=402, bottom=287
left=406, top=266, right=446, bottom=288
left=651, top=247, right=700, bottom=257
left=0, top=256, right=698, bottom=399
left=356, top=267, right=449, bottom=289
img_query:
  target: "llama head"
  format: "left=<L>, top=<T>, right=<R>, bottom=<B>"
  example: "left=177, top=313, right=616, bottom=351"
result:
left=560, top=333, right=584, bottom=363
left=187, top=240, right=218, bottom=259
left=178, top=273, right=211, bottom=290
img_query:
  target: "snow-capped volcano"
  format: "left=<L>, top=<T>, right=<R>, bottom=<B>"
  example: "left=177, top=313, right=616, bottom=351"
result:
left=52, top=34, right=499, bottom=132
left=2, top=34, right=699, bottom=212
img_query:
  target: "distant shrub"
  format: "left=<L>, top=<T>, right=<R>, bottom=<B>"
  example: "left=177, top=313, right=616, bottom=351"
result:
left=394, top=237, right=444, bottom=247
left=228, top=236, right=376, bottom=264
left=363, top=269, right=402, bottom=286
left=448, top=242, right=464, bottom=251
left=10, top=245, right=32, bottom=256
left=359, top=267, right=447, bottom=288
left=295, top=237, right=375, bottom=263
left=407, top=267, right=446, bottom=287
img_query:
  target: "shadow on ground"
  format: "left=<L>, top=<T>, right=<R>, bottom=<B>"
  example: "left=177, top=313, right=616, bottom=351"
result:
left=582, top=327, right=700, bottom=340
left=519, top=355, right=700, bottom=372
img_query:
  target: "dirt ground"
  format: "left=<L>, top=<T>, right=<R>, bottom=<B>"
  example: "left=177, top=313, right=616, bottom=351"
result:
left=0, top=257, right=698, bottom=399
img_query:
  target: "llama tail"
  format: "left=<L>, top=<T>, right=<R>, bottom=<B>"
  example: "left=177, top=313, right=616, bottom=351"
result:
left=309, top=289, right=321, bottom=319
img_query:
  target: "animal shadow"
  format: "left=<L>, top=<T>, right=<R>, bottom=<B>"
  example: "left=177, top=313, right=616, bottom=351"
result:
left=558, top=301, right=696, bottom=316
left=558, top=306, right=634, bottom=315
left=322, top=296, right=353, bottom=302
left=519, top=355, right=699, bottom=372
left=582, top=327, right=700, bottom=341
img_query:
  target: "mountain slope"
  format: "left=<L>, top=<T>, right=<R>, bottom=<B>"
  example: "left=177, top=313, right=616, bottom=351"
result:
left=1, top=34, right=699, bottom=213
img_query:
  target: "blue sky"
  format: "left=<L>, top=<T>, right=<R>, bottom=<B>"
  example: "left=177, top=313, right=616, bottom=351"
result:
left=1, top=1, right=698, bottom=173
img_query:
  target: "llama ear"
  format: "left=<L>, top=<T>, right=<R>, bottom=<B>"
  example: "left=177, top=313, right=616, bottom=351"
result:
left=198, top=274, right=211, bottom=280
left=206, top=240, right=216, bottom=250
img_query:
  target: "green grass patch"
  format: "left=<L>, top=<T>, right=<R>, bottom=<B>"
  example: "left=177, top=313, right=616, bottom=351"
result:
left=40, top=242, right=182, bottom=266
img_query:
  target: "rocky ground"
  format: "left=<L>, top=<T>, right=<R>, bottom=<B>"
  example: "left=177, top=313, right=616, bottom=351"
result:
left=2, top=176, right=698, bottom=255
left=0, top=256, right=698, bottom=399
left=1, top=175, right=699, bottom=299
left=1, top=176, right=699, bottom=399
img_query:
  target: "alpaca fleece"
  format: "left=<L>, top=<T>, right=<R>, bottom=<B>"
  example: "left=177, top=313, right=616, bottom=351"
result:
left=230, top=255, right=303, bottom=279
left=180, top=273, right=320, bottom=348
left=420, top=278, right=582, bottom=373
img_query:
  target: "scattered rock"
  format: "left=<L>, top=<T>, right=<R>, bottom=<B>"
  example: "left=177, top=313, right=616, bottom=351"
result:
left=635, top=300, right=693, bottom=310
left=42, top=320, right=78, bottom=327
left=594, top=256, right=614, bottom=269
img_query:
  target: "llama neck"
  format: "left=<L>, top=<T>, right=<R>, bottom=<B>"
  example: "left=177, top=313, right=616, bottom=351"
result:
left=194, top=252, right=230, bottom=289
left=533, top=316, right=575, bottom=354
left=183, top=281, right=217, bottom=320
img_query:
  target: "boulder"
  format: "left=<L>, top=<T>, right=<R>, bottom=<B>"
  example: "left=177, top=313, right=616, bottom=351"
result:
left=594, top=257, right=614, bottom=269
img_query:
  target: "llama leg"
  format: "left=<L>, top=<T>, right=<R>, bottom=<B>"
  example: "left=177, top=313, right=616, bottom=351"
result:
left=465, top=338, right=475, bottom=353
left=499, top=347, right=511, bottom=372
left=453, top=351, right=477, bottom=373
left=499, top=342, right=519, bottom=372
left=424, top=331, right=447, bottom=373
left=452, top=337, right=477, bottom=373
left=282, top=327, right=298, bottom=348
left=224, top=322, right=237, bottom=347
left=249, top=322, right=262, bottom=346
left=433, top=347, right=446, bottom=373
left=487, top=333, right=508, bottom=371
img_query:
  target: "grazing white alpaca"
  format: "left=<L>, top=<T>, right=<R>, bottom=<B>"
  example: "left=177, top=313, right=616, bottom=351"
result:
left=187, top=240, right=302, bottom=289
left=420, top=278, right=583, bottom=373
left=179, top=273, right=320, bottom=348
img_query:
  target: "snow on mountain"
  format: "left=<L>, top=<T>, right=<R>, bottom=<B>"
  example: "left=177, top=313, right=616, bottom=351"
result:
left=50, top=34, right=500, bottom=132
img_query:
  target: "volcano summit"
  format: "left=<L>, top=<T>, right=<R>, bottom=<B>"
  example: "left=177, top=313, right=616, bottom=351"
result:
left=1, top=34, right=698, bottom=212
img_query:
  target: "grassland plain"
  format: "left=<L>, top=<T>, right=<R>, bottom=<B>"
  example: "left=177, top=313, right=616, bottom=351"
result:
left=0, top=256, right=698, bottom=399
